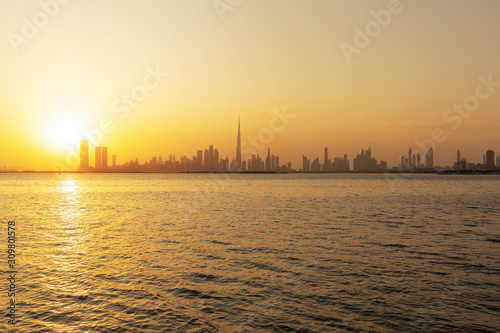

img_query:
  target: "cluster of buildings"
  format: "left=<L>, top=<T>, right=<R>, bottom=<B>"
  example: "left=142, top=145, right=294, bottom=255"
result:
left=453, top=149, right=497, bottom=171
left=79, top=117, right=293, bottom=173
left=302, top=147, right=389, bottom=172
left=79, top=141, right=116, bottom=171
left=302, top=147, right=350, bottom=172
left=397, top=147, right=434, bottom=171
left=77, top=118, right=498, bottom=173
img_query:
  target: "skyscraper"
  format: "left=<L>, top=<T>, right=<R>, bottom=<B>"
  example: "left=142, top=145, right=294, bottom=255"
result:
left=323, top=147, right=331, bottom=171
left=353, top=147, right=377, bottom=171
left=266, top=148, right=271, bottom=171
left=303, top=156, right=310, bottom=172
left=236, top=115, right=242, bottom=168
left=426, top=148, right=434, bottom=169
left=408, top=147, right=413, bottom=169
left=102, top=147, right=108, bottom=169
left=80, top=140, right=89, bottom=171
left=486, top=150, right=495, bottom=170
left=95, top=146, right=102, bottom=170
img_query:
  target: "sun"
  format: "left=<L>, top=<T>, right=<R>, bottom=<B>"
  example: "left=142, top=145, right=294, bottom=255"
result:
left=42, top=109, right=88, bottom=151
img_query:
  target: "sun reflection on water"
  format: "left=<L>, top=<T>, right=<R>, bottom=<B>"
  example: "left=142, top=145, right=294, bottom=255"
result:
left=39, top=176, right=94, bottom=332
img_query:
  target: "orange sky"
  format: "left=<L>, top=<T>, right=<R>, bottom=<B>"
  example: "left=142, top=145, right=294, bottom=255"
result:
left=1, top=0, right=499, bottom=170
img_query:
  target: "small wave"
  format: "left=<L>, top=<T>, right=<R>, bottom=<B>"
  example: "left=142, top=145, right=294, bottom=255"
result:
left=383, top=243, right=409, bottom=248
left=210, top=239, right=232, bottom=245
left=191, top=272, right=219, bottom=281
left=486, top=238, right=500, bottom=243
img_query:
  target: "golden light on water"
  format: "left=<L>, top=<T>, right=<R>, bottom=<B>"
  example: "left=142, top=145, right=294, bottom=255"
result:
left=44, top=177, right=90, bottom=304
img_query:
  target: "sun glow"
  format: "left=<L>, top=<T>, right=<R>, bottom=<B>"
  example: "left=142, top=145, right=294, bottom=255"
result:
left=42, top=108, right=89, bottom=151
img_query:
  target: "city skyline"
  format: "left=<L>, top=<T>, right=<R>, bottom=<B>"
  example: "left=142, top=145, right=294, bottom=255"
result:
left=1, top=1, right=499, bottom=170
left=63, top=118, right=499, bottom=173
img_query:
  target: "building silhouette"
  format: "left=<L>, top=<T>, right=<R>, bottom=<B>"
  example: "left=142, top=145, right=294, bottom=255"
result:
left=354, top=147, right=378, bottom=171
left=323, top=147, right=331, bottom=171
left=303, top=148, right=349, bottom=172
left=236, top=116, right=242, bottom=169
left=95, top=147, right=102, bottom=170
left=486, top=150, right=495, bottom=170
left=80, top=140, right=89, bottom=171
left=408, top=147, right=413, bottom=169
left=426, top=148, right=434, bottom=169
left=453, top=149, right=467, bottom=170
left=302, top=155, right=310, bottom=172
left=102, top=147, right=108, bottom=169
left=93, top=146, right=109, bottom=171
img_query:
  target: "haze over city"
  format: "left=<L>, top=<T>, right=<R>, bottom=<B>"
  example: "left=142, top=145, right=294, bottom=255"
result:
left=1, top=0, right=499, bottom=170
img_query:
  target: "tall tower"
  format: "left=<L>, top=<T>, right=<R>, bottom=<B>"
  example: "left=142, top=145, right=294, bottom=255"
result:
left=266, top=147, right=271, bottom=171
left=102, top=147, right=108, bottom=169
left=80, top=140, right=89, bottom=171
left=486, top=150, right=495, bottom=170
left=95, top=146, right=102, bottom=170
left=426, top=148, right=434, bottom=169
left=323, top=147, right=330, bottom=171
left=236, top=115, right=242, bottom=167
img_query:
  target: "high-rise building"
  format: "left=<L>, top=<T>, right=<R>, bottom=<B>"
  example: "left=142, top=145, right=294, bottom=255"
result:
left=408, top=147, right=413, bottom=168
left=354, top=147, right=377, bottom=171
left=265, top=148, right=271, bottom=171
left=486, top=150, right=495, bottom=170
left=416, top=152, right=421, bottom=169
left=236, top=116, right=242, bottom=168
left=102, top=147, right=108, bottom=169
left=80, top=140, right=89, bottom=171
left=95, top=146, right=102, bottom=170
left=303, top=156, right=311, bottom=172
left=453, top=150, right=467, bottom=170
left=323, top=147, right=331, bottom=171
left=426, top=148, right=434, bottom=169
left=196, top=150, right=203, bottom=171
left=311, top=157, right=321, bottom=172
left=112, top=155, right=117, bottom=168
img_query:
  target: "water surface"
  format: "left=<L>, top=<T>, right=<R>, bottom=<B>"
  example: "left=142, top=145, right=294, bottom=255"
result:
left=1, top=173, right=499, bottom=332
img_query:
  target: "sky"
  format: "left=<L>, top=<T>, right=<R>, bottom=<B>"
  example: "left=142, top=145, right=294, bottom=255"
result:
left=0, top=0, right=499, bottom=170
